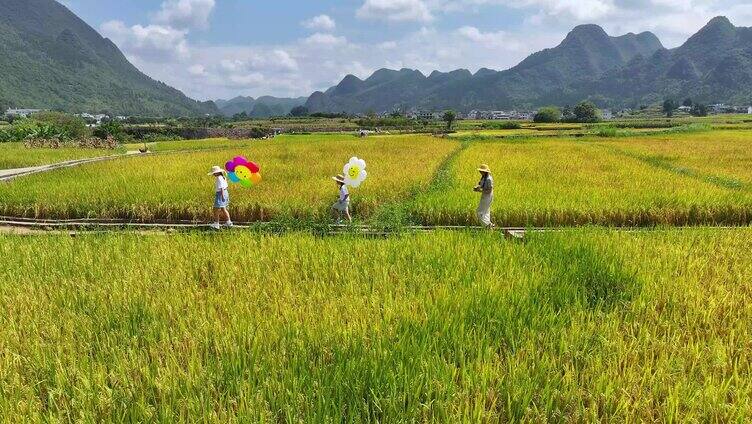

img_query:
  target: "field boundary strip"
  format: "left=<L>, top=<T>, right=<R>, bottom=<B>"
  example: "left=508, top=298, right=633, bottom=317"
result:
left=0, top=152, right=140, bottom=181
left=0, top=216, right=748, bottom=236
left=595, top=144, right=748, bottom=191
left=0, top=142, right=283, bottom=182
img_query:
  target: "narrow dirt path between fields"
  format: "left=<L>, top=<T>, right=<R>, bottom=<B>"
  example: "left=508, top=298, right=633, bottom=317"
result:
left=0, top=217, right=528, bottom=238
left=0, top=151, right=142, bottom=182
left=593, top=143, right=748, bottom=192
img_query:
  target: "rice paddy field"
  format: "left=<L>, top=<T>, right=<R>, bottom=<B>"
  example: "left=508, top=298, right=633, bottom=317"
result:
left=412, top=131, right=752, bottom=226
left=1, top=229, right=751, bottom=421
left=0, top=134, right=458, bottom=221
left=3, top=129, right=752, bottom=226
left=0, top=142, right=125, bottom=169
left=2, top=123, right=752, bottom=422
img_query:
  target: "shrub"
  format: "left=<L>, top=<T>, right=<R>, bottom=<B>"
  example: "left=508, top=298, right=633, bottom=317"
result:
left=30, top=111, right=89, bottom=140
left=534, top=107, right=561, bottom=123
left=482, top=121, right=522, bottom=130
left=93, top=120, right=125, bottom=141
left=595, top=125, right=619, bottom=137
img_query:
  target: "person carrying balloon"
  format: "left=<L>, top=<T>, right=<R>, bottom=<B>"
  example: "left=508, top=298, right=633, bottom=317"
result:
left=332, top=174, right=352, bottom=224
left=208, top=165, right=233, bottom=230
left=474, top=164, right=495, bottom=228
left=332, top=157, right=368, bottom=224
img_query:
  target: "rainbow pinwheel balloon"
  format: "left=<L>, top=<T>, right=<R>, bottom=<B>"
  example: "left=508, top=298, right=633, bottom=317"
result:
left=225, top=156, right=262, bottom=188
left=343, top=157, right=367, bottom=188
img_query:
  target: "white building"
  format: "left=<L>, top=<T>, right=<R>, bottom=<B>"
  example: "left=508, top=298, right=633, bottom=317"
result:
left=748, top=106, right=752, bottom=115
left=76, top=113, right=109, bottom=125
left=409, top=111, right=440, bottom=120
left=5, top=108, right=43, bottom=118
left=677, top=105, right=692, bottom=113
left=490, top=111, right=511, bottom=120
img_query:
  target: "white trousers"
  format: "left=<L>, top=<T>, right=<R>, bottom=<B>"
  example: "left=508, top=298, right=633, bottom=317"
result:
left=477, top=193, right=493, bottom=226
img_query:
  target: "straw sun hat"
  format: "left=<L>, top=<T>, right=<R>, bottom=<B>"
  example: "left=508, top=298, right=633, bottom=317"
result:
left=332, top=174, right=346, bottom=183
left=477, top=164, right=492, bottom=173
left=207, top=165, right=224, bottom=176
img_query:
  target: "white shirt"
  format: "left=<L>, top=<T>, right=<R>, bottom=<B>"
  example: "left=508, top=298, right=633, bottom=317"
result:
left=215, top=175, right=228, bottom=192
left=339, top=185, right=349, bottom=202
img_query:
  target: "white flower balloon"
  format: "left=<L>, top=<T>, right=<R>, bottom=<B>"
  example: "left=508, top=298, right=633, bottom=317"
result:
left=343, top=157, right=368, bottom=187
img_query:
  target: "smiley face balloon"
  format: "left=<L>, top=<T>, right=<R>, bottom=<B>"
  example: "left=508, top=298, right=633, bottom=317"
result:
left=343, top=157, right=367, bottom=188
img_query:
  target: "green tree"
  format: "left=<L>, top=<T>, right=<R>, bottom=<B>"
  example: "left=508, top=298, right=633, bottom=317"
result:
left=442, top=110, right=456, bottom=131
left=533, top=106, right=561, bottom=123
left=690, top=103, right=708, bottom=117
left=561, top=105, right=574, bottom=121
left=93, top=120, right=124, bottom=140
left=682, top=98, right=693, bottom=107
left=572, top=101, right=602, bottom=123
left=30, top=111, right=89, bottom=140
left=663, top=99, right=677, bottom=117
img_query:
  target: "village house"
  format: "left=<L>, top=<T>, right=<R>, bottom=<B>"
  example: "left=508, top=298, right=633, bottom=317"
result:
left=5, top=108, right=44, bottom=118
left=406, top=110, right=441, bottom=120
left=77, top=113, right=109, bottom=125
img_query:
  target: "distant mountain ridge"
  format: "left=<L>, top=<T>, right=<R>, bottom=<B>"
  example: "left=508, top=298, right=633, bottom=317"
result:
left=215, top=96, right=307, bottom=117
left=306, top=17, right=752, bottom=113
left=0, top=0, right=217, bottom=116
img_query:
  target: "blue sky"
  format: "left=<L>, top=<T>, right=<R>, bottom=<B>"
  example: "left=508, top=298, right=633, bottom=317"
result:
left=60, top=0, right=752, bottom=100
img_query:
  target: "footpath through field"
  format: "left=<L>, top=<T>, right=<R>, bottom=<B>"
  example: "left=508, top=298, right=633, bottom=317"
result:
left=0, top=151, right=141, bottom=181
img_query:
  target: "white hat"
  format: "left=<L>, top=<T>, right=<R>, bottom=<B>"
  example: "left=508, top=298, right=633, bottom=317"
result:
left=208, top=165, right=224, bottom=176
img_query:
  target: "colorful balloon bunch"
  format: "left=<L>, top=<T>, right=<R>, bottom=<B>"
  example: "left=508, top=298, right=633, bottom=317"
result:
left=225, top=156, right=262, bottom=188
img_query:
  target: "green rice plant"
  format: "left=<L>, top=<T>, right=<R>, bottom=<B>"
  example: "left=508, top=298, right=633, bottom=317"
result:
left=0, top=134, right=458, bottom=222
left=0, top=142, right=126, bottom=169
left=6, top=130, right=752, bottom=227
left=594, top=130, right=752, bottom=186
left=0, top=229, right=750, bottom=421
left=481, top=121, right=522, bottom=130
left=411, top=137, right=752, bottom=226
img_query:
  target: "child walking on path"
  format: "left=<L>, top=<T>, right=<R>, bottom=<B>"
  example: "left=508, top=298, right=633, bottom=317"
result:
left=474, top=164, right=495, bottom=228
left=332, top=174, right=352, bottom=223
left=209, top=165, right=233, bottom=229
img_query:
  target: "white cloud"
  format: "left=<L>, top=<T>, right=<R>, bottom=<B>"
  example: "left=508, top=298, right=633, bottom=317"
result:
left=456, top=26, right=523, bottom=51
left=96, top=0, right=752, bottom=103
left=357, top=0, right=433, bottom=22
left=302, top=14, right=336, bottom=31
left=100, top=20, right=189, bottom=62
left=152, top=0, right=216, bottom=30
left=269, top=50, right=300, bottom=72
left=188, top=64, right=207, bottom=76
left=303, top=33, right=348, bottom=48
left=228, top=73, right=265, bottom=87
